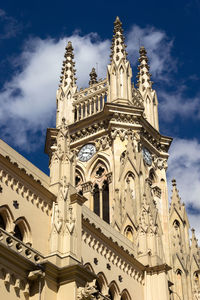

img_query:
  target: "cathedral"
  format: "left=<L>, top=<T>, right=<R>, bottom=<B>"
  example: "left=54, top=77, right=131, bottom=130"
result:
left=0, top=16, right=199, bottom=300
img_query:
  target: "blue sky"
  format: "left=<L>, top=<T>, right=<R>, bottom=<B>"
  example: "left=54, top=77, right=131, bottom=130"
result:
left=0, top=1, right=200, bottom=235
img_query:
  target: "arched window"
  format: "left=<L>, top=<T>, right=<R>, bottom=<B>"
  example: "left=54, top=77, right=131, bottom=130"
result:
left=13, top=217, right=32, bottom=245
left=176, top=269, right=183, bottom=299
left=95, top=280, right=101, bottom=293
left=108, top=281, right=119, bottom=300
left=149, top=168, right=156, bottom=183
left=74, top=107, right=77, bottom=122
left=124, top=226, right=134, bottom=242
left=173, top=219, right=180, bottom=229
left=93, top=184, right=100, bottom=217
left=120, top=289, right=131, bottom=300
left=102, top=180, right=109, bottom=223
left=0, top=205, right=14, bottom=232
left=109, top=288, right=114, bottom=300
left=13, top=224, right=23, bottom=241
left=0, top=214, right=6, bottom=230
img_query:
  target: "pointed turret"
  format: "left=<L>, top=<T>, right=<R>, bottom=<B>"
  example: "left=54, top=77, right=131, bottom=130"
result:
left=107, top=17, right=132, bottom=104
left=56, top=41, right=77, bottom=127
left=170, top=178, right=182, bottom=209
left=89, top=67, right=98, bottom=86
left=191, top=228, right=200, bottom=257
left=136, top=46, right=159, bottom=131
left=59, top=41, right=77, bottom=88
left=110, top=16, right=127, bottom=64
left=137, top=193, right=163, bottom=266
left=136, top=46, right=153, bottom=92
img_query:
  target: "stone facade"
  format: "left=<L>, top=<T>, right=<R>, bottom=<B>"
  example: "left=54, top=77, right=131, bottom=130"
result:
left=0, top=17, right=199, bottom=300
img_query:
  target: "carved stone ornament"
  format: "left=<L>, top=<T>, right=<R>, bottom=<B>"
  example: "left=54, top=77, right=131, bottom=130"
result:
left=60, top=176, right=69, bottom=201
left=65, top=205, right=75, bottom=234
left=154, top=157, right=168, bottom=170
left=53, top=203, right=63, bottom=233
left=77, top=282, right=98, bottom=300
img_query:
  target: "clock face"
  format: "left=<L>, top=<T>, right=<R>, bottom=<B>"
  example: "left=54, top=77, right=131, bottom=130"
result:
left=78, top=144, right=96, bottom=162
left=142, top=147, right=152, bottom=166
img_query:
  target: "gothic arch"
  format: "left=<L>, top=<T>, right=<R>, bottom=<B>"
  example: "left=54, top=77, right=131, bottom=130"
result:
left=14, top=217, right=32, bottom=245
left=0, top=205, right=14, bottom=232
left=87, top=153, right=110, bottom=179
left=120, top=289, right=131, bottom=300
left=124, top=225, right=134, bottom=242
left=76, top=165, right=86, bottom=182
left=83, top=262, right=95, bottom=273
left=149, top=168, right=157, bottom=183
left=96, top=272, right=108, bottom=295
left=108, top=280, right=120, bottom=300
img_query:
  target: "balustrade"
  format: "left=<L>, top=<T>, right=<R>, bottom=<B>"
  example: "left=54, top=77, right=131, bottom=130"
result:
left=73, top=90, right=108, bottom=122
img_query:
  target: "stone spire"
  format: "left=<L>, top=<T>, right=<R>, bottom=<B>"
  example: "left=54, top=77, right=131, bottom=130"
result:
left=170, top=179, right=182, bottom=209
left=89, top=67, right=98, bottom=86
left=136, top=46, right=153, bottom=92
left=110, top=16, right=127, bottom=64
left=59, top=41, right=77, bottom=88
left=191, top=228, right=200, bottom=257
left=56, top=41, right=77, bottom=127
left=107, top=17, right=132, bottom=103
left=137, top=193, right=163, bottom=266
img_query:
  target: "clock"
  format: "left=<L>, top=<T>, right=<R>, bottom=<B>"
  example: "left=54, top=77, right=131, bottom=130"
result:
left=142, top=147, right=152, bottom=166
left=78, top=144, right=96, bottom=162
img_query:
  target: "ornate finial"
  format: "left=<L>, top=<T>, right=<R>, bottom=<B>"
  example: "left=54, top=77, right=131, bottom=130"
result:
left=59, top=41, right=77, bottom=88
left=191, top=228, right=199, bottom=256
left=170, top=178, right=182, bottom=209
left=110, top=16, right=127, bottom=63
left=89, top=67, right=98, bottom=86
left=136, top=46, right=153, bottom=92
left=172, top=178, right=176, bottom=187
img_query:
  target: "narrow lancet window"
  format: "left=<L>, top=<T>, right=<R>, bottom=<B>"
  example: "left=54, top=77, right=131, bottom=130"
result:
left=93, top=184, right=100, bottom=217
left=0, top=214, right=6, bottom=230
left=102, top=180, right=109, bottom=223
left=13, top=224, right=23, bottom=241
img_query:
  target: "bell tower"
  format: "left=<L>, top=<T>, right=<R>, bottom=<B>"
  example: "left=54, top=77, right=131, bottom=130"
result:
left=45, top=16, right=172, bottom=282
left=107, top=17, right=132, bottom=104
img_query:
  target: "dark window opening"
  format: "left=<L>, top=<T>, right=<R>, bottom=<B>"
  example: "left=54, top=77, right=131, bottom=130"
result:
left=79, top=105, right=81, bottom=120
left=102, top=180, right=109, bottom=223
left=93, top=184, right=100, bottom=216
left=100, top=96, right=103, bottom=110
left=108, top=288, right=114, bottom=300
left=75, top=175, right=81, bottom=186
left=0, top=214, right=6, bottom=230
left=74, top=107, right=77, bottom=122
left=96, top=166, right=105, bottom=177
left=95, top=280, right=101, bottom=293
left=96, top=97, right=98, bottom=112
left=83, top=104, right=85, bottom=118
left=87, top=102, right=90, bottom=115
left=13, top=224, right=23, bottom=241
left=91, top=101, right=94, bottom=114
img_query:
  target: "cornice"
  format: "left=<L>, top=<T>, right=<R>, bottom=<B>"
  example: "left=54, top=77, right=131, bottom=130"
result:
left=82, top=206, right=145, bottom=282
left=0, top=153, right=56, bottom=203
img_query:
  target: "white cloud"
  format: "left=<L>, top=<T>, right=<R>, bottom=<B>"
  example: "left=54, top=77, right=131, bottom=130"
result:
left=159, top=87, right=200, bottom=121
left=0, top=8, right=22, bottom=39
left=0, top=24, right=174, bottom=150
left=167, top=138, right=200, bottom=239
left=0, top=34, right=110, bottom=149
left=127, top=25, right=174, bottom=79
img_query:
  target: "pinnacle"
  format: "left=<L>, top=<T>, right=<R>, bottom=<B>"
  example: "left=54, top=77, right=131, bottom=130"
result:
left=114, top=16, right=122, bottom=28
left=110, top=16, right=127, bottom=63
left=172, top=178, right=177, bottom=187
left=137, top=46, right=152, bottom=92
left=170, top=178, right=182, bottom=209
left=89, top=67, right=98, bottom=86
left=59, top=40, right=76, bottom=88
